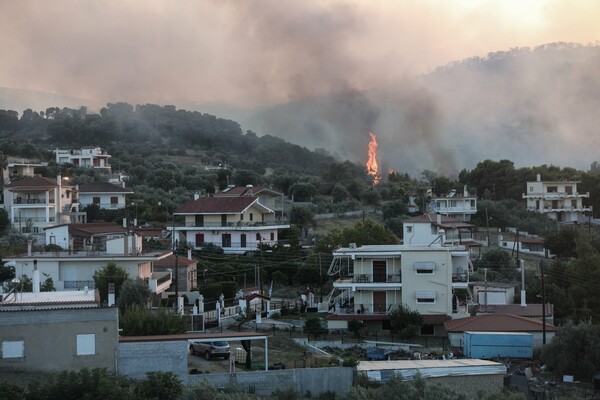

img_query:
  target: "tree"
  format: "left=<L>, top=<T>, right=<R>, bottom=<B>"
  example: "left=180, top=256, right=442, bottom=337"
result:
left=93, top=262, right=128, bottom=304
left=348, top=320, right=367, bottom=340
left=289, top=206, right=316, bottom=236
left=389, top=304, right=422, bottom=339
left=40, top=273, right=55, bottom=292
left=472, top=248, right=517, bottom=283
left=544, top=225, right=581, bottom=259
left=120, top=306, right=188, bottom=336
left=304, top=315, right=326, bottom=340
left=134, top=371, right=183, bottom=400
left=117, top=278, right=151, bottom=313
left=316, top=219, right=400, bottom=251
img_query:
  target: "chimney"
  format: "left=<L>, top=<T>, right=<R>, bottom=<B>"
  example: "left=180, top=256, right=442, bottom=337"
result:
left=124, top=235, right=129, bottom=255
left=27, top=240, right=32, bottom=256
left=520, top=259, right=527, bottom=307
left=536, top=174, right=541, bottom=182
left=194, top=192, right=200, bottom=201
left=188, top=249, right=192, bottom=260
left=463, top=184, right=468, bottom=197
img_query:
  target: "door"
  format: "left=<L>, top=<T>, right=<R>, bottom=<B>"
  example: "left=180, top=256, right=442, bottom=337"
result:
left=373, top=260, right=386, bottom=283
left=195, top=215, right=204, bottom=227
left=240, top=234, right=247, bottom=248
left=373, top=291, right=387, bottom=314
left=222, top=233, right=232, bottom=248
left=195, top=233, right=204, bottom=247
left=221, top=214, right=227, bottom=226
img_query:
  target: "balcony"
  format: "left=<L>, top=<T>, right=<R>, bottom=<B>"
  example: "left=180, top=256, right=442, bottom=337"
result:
left=148, top=271, right=172, bottom=294
left=64, top=280, right=95, bottom=290
left=177, top=220, right=290, bottom=229
left=13, top=216, right=56, bottom=223
left=13, top=197, right=54, bottom=205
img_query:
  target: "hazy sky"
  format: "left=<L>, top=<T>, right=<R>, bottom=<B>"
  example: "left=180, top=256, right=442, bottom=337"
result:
left=1, top=0, right=599, bottom=108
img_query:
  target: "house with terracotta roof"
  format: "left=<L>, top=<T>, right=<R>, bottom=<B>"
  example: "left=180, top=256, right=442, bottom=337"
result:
left=77, top=182, right=134, bottom=210
left=444, top=313, right=556, bottom=348
left=325, top=243, right=474, bottom=334
left=215, top=185, right=285, bottom=218
left=402, top=213, right=478, bottom=248
left=474, top=303, right=554, bottom=325
left=2, top=175, right=84, bottom=236
left=170, top=194, right=290, bottom=254
left=498, top=231, right=550, bottom=257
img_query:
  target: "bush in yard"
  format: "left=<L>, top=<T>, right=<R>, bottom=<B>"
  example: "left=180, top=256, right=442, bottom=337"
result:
left=134, top=371, right=182, bottom=400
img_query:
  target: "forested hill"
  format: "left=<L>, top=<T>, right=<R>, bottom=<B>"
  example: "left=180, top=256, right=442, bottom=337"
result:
left=0, top=103, right=336, bottom=176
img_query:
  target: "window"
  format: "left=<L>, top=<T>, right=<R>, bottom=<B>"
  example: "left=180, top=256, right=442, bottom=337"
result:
left=76, top=334, right=95, bottom=356
left=270, top=232, right=274, bottom=241
left=421, top=325, right=435, bottom=335
left=249, top=213, right=254, bottom=222
left=547, top=186, right=557, bottom=193
left=414, top=262, right=435, bottom=274
left=93, top=197, right=100, bottom=204
left=529, top=186, right=533, bottom=192
left=406, top=225, right=413, bottom=233
left=240, top=213, right=244, bottom=220
left=565, top=186, right=573, bottom=195
left=415, top=290, right=436, bottom=304
left=256, top=233, right=261, bottom=241
left=110, top=196, right=118, bottom=204
left=2, top=340, right=24, bottom=359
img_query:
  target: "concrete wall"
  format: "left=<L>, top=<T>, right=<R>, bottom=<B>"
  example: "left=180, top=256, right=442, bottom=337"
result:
left=117, top=340, right=188, bottom=380
left=188, top=367, right=353, bottom=397
left=0, top=307, right=118, bottom=373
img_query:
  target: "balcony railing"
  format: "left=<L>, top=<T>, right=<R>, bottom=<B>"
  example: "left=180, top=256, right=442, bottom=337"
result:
left=90, top=203, right=126, bottom=209
left=13, top=197, right=54, bottom=205
left=13, top=216, right=56, bottom=223
left=191, top=240, right=277, bottom=249
left=346, top=274, right=402, bottom=284
left=179, top=220, right=290, bottom=228
left=64, top=280, right=95, bottom=290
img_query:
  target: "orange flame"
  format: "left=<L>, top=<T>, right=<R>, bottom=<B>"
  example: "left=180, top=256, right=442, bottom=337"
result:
left=366, top=131, right=381, bottom=185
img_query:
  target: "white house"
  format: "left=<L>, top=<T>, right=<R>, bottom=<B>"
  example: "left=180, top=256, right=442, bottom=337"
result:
left=170, top=195, right=290, bottom=254
left=428, top=186, right=477, bottom=222
left=215, top=185, right=285, bottom=218
left=523, top=174, right=592, bottom=223
left=3, top=235, right=172, bottom=294
left=77, top=182, right=134, bottom=210
left=55, top=147, right=111, bottom=170
left=45, top=222, right=128, bottom=251
left=2, top=176, right=85, bottom=236
left=325, top=243, right=474, bottom=334
left=402, top=213, right=477, bottom=247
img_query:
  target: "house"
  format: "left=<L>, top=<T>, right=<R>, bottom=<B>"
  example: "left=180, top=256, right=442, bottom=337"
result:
left=428, top=186, right=477, bottom=222
left=45, top=222, right=128, bottom=251
left=55, top=146, right=111, bottom=170
left=0, top=307, right=118, bottom=373
left=2, top=235, right=173, bottom=294
left=498, top=231, right=550, bottom=257
left=77, top=182, right=134, bottom=210
left=2, top=175, right=85, bottom=237
left=470, top=282, right=515, bottom=306
left=402, top=213, right=478, bottom=248
left=170, top=194, right=290, bottom=254
left=444, top=313, right=556, bottom=348
left=523, top=174, right=592, bottom=223
left=3, top=160, right=46, bottom=184
left=153, top=254, right=198, bottom=293
left=474, top=303, right=554, bottom=325
left=215, top=185, right=285, bottom=218
left=325, top=243, right=474, bottom=334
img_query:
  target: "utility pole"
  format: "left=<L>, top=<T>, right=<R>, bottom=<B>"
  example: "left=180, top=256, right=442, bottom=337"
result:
left=319, top=253, right=323, bottom=303
left=174, top=240, right=179, bottom=311
left=484, top=268, right=488, bottom=312
left=485, top=207, right=490, bottom=247
left=540, top=259, right=546, bottom=345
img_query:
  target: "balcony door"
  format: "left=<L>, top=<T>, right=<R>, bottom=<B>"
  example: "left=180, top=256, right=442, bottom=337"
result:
left=240, top=234, right=246, bottom=248
left=222, top=233, right=232, bottom=248
left=373, top=260, right=386, bottom=283
left=373, top=291, right=387, bottom=313
left=195, top=215, right=204, bottom=227
left=195, top=234, right=204, bottom=247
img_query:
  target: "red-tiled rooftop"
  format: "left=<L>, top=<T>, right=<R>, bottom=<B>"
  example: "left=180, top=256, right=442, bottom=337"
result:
left=154, top=254, right=198, bottom=267
left=68, top=222, right=127, bottom=235
left=474, top=303, right=554, bottom=317
left=5, top=176, right=58, bottom=189
left=176, top=196, right=271, bottom=214
left=444, top=313, right=556, bottom=332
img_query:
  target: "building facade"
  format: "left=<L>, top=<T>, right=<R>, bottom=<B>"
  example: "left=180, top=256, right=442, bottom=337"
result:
left=428, top=186, right=477, bottom=222
left=77, top=182, right=134, bottom=210
left=55, top=147, right=111, bottom=170
left=523, top=174, right=592, bottom=223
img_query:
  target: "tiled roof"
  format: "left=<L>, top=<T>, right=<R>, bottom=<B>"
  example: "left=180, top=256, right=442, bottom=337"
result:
left=474, top=303, right=554, bottom=317
left=403, top=213, right=474, bottom=229
left=154, top=254, right=197, bottom=267
left=215, top=186, right=283, bottom=197
left=444, top=313, right=557, bottom=332
left=422, top=314, right=452, bottom=325
left=176, top=196, right=269, bottom=214
left=5, top=177, right=58, bottom=189
left=0, top=290, right=99, bottom=309
left=78, top=182, right=133, bottom=193
left=69, top=222, right=127, bottom=236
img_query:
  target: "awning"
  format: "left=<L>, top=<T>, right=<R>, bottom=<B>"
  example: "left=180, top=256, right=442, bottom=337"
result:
left=414, top=262, right=436, bottom=271
left=415, top=290, right=436, bottom=300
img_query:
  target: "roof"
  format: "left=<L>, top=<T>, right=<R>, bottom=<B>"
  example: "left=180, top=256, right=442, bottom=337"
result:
left=215, top=186, right=283, bottom=197
left=403, top=213, right=475, bottom=229
left=244, top=293, right=271, bottom=302
left=119, top=332, right=268, bottom=343
left=175, top=196, right=273, bottom=214
left=0, top=290, right=99, bottom=310
left=5, top=176, right=58, bottom=189
left=474, top=303, right=554, bottom=317
left=444, top=313, right=557, bottom=333
left=357, top=358, right=505, bottom=372
left=69, top=222, right=127, bottom=236
left=78, top=182, right=133, bottom=194
left=421, top=314, right=452, bottom=325
left=154, top=254, right=198, bottom=268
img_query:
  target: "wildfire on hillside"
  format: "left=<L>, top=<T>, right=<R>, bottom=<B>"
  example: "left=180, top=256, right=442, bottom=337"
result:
left=366, top=131, right=381, bottom=185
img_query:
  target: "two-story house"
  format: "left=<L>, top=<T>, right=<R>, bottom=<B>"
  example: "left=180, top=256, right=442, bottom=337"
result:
left=215, top=185, right=285, bottom=218
left=402, top=213, right=477, bottom=247
left=428, top=186, right=477, bottom=222
left=77, top=182, right=134, bottom=210
left=55, top=146, right=111, bottom=170
left=45, top=222, right=128, bottom=251
left=2, top=235, right=173, bottom=295
left=2, top=175, right=85, bottom=237
left=170, top=195, right=290, bottom=254
left=523, top=174, right=592, bottom=223
left=325, top=243, right=473, bottom=334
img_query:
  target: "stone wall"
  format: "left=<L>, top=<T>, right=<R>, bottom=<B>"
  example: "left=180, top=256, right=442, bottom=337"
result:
left=117, top=340, right=188, bottom=380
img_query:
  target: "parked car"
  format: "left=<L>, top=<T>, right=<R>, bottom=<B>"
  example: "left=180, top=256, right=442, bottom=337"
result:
left=189, top=340, right=230, bottom=360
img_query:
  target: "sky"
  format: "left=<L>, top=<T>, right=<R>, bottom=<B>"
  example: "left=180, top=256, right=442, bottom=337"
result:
left=1, top=0, right=599, bottom=108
